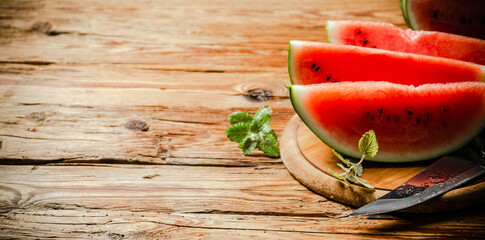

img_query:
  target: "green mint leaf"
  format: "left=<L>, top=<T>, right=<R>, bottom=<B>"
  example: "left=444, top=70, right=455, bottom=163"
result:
left=241, top=136, right=258, bottom=155
left=226, top=122, right=250, bottom=143
left=226, top=106, right=280, bottom=158
left=250, top=106, right=272, bottom=132
left=354, top=163, right=363, bottom=177
left=229, top=111, right=253, bottom=124
left=343, top=177, right=352, bottom=185
left=355, top=175, right=374, bottom=189
left=347, top=171, right=356, bottom=182
left=329, top=130, right=378, bottom=189
left=254, top=106, right=272, bottom=125
left=252, top=113, right=275, bottom=137
left=358, top=130, right=379, bottom=158
left=332, top=149, right=353, bottom=167
left=238, top=136, right=249, bottom=148
left=328, top=169, right=344, bottom=180
left=257, top=131, right=280, bottom=157
left=332, top=149, right=346, bottom=162
left=337, top=163, right=350, bottom=172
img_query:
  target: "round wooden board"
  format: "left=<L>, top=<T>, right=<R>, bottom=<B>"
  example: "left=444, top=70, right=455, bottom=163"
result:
left=281, top=115, right=485, bottom=213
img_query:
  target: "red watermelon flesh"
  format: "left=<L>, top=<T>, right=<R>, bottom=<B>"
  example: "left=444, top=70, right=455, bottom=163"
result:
left=401, top=0, right=485, bottom=40
left=289, top=81, right=485, bottom=162
left=288, top=41, right=485, bottom=86
left=326, top=20, right=485, bottom=65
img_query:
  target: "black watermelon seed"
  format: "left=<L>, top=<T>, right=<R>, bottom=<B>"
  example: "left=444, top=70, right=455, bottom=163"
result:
left=442, top=108, right=447, bottom=113
left=427, top=113, right=431, bottom=118
left=326, top=76, right=331, bottom=82
left=333, top=81, right=337, bottom=83
left=363, top=39, right=368, bottom=45
left=379, top=109, right=383, bottom=114
left=407, top=110, right=412, bottom=115
left=315, top=66, right=320, bottom=72
left=432, top=10, right=439, bottom=19
left=311, top=63, right=316, bottom=69
left=460, top=16, right=467, bottom=25
left=357, top=30, right=361, bottom=34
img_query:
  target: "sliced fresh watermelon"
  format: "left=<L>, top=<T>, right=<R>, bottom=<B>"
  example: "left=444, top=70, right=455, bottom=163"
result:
left=288, top=41, right=485, bottom=86
left=326, top=20, right=485, bottom=65
left=289, top=81, right=485, bottom=162
left=401, top=0, right=485, bottom=40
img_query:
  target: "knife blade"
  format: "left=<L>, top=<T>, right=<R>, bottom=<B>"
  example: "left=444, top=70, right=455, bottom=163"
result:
left=350, top=138, right=485, bottom=216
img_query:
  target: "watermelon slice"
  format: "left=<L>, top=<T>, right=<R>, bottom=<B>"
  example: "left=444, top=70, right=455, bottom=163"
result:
left=326, top=20, right=485, bottom=65
left=288, top=41, right=485, bottom=86
left=289, top=81, right=485, bottom=162
left=401, top=0, right=485, bottom=40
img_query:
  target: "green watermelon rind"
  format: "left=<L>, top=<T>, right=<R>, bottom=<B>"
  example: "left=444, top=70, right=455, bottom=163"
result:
left=288, top=85, right=362, bottom=160
left=400, top=0, right=416, bottom=30
left=325, top=21, right=339, bottom=44
left=287, top=41, right=304, bottom=85
left=288, top=82, right=485, bottom=163
left=288, top=42, right=293, bottom=84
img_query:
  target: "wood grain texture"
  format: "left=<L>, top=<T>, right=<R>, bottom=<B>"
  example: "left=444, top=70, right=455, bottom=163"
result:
left=1, top=164, right=485, bottom=239
left=0, top=0, right=484, bottom=239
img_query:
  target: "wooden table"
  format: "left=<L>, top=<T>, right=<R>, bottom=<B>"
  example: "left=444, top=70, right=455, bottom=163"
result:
left=1, top=0, right=484, bottom=239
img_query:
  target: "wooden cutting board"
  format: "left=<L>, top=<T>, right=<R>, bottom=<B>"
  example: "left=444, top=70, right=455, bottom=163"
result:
left=281, top=115, right=485, bottom=213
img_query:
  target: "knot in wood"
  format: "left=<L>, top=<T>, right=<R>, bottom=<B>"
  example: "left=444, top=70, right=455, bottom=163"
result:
left=26, top=112, right=46, bottom=122
left=245, top=89, right=273, bottom=102
left=124, top=120, right=149, bottom=131
left=30, top=21, right=53, bottom=34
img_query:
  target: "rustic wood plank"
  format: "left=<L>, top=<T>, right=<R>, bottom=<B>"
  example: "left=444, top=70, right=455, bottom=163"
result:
left=1, top=164, right=484, bottom=239
left=0, top=101, right=294, bottom=165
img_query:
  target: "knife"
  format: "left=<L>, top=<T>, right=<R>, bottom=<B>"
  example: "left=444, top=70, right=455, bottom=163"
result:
left=350, top=136, right=485, bottom=216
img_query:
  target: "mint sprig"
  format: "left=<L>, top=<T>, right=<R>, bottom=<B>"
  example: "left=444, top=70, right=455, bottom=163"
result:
left=226, top=106, right=280, bottom=157
left=328, top=130, right=378, bottom=189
